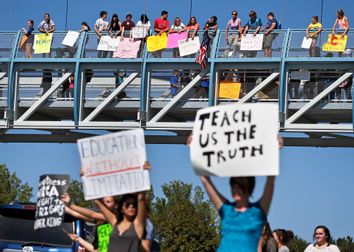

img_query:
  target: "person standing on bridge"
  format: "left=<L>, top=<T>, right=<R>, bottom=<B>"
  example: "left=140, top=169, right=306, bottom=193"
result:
left=94, top=10, right=109, bottom=58
left=304, top=225, right=341, bottom=252
left=153, top=10, right=170, bottom=58
left=262, top=12, right=279, bottom=58
left=306, top=16, right=322, bottom=57
left=187, top=135, right=282, bottom=252
left=224, top=10, right=242, bottom=58
left=332, top=9, right=349, bottom=38
left=38, top=13, right=55, bottom=34
left=21, top=19, right=34, bottom=58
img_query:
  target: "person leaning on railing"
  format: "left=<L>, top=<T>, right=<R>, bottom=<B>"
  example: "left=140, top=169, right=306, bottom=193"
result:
left=153, top=10, right=170, bottom=58
left=38, top=13, right=55, bottom=34
left=169, top=17, right=186, bottom=58
left=306, top=16, right=322, bottom=57
left=242, top=10, right=262, bottom=58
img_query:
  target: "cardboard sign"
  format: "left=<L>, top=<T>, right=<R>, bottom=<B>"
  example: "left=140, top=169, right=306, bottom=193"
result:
left=97, top=223, right=112, bottom=252
left=34, top=174, right=70, bottom=230
left=218, top=82, right=241, bottom=99
left=190, top=104, right=279, bottom=177
left=33, top=33, right=53, bottom=54
left=146, top=32, right=167, bottom=52
left=322, top=34, right=347, bottom=52
left=167, top=32, right=187, bottom=48
left=132, top=26, right=149, bottom=38
left=301, top=37, right=313, bottom=49
left=240, top=34, right=264, bottom=51
left=178, top=37, right=200, bottom=57
left=97, top=36, right=120, bottom=51
left=113, top=38, right=141, bottom=58
left=62, top=30, right=80, bottom=47
left=19, top=35, right=28, bottom=48
left=77, top=129, right=150, bottom=200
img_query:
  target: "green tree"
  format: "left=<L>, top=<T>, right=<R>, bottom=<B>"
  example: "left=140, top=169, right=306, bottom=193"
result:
left=67, top=179, right=95, bottom=208
left=151, top=180, right=220, bottom=252
left=288, top=235, right=308, bottom=251
left=0, top=164, right=33, bottom=203
left=336, top=236, right=354, bottom=252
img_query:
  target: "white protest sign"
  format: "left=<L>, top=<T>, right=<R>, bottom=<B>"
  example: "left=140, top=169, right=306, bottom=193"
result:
left=240, top=34, right=264, bottom=51
left=301, top=37, right=313, bottom=49
left=132, top=26, right=149, bottom=38
left=178, top=37, right=200, bottom=57
left=77, top=129, right=150, bottom=200
left=97, top=36, right=120, bottom=51
left=190, top=103, right=279, bottom=177
left=62, top=30, right=80, bottom=47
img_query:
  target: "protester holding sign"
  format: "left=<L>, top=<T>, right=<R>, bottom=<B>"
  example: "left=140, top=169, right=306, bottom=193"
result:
left=94, top=162, right=150, bottom=252
left=94, top=11, right=109, bottom=58
left=243, top=10, right=262, bottom=36
left=21, top=19, right=34, bottom=58
left=262, top=12, right=279, bottom=58
left=332, top=9, right=349, bottom=38
left=186, top=16, right=199, bottom=42
left=62, top=193, right=118, bottom=252
left=187, top=124, right=282, bottom=252
left=169, top=17, right=186, bottom=57
left=38, top=13, right=55, bottom=34
left=153, top=10, right=170, bottom=57
left=306, top=16, right=322, bottom=57
left=108, top=14, right=122, bottom=38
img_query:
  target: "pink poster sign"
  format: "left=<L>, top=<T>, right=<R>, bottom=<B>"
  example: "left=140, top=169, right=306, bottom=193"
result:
left=167, top=32, right=187, bottom=48
left=113, top=38, right=141, bottom=58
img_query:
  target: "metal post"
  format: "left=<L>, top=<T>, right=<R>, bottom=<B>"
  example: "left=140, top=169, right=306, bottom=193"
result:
left=208, top=29, right=221, bottom=106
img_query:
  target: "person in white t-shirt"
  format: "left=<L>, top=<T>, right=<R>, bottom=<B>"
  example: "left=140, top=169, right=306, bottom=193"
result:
left=169, top=17, right=186, bottom=57
left=94, top=10, right=109, bottom=58
left=304, top=225, right=341, bottom=252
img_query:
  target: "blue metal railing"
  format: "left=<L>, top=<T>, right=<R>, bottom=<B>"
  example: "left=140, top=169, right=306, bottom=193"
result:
left=0, top=29, right=353, bottom=129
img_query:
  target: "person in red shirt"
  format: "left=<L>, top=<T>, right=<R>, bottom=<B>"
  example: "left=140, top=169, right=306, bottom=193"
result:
left=153, top=10, right=170, bottom=57
left=154, top=10, right=170, bottom=34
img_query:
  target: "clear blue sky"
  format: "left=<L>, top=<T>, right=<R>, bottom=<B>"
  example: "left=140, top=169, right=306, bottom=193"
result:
left=1, top=0, right=354, bottom=243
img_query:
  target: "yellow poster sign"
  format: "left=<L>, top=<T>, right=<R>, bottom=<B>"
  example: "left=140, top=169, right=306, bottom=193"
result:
left=146, top=32, right=167, bottom=52
left=322, top=34, right=347, bottom=52
left=34, top=33, right=53, bottom=54
left=218, top=82, right=241, bottom=99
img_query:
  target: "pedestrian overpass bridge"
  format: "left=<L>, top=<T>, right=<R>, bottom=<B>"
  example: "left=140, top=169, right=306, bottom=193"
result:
left=0, top=29, right=353, bottom=147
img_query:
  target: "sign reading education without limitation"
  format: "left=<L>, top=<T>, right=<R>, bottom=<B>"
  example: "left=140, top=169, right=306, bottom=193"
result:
left=34, top=174, right=70, bottom=230
left=77, top=129, right=150, bottom=200
left=190, top=104, right=279, bottom=177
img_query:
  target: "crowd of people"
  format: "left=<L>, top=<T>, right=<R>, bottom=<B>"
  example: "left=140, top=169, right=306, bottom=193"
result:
left=20, top=9, right=350, bottom=59
left=54, top=136, right=344, bottom=252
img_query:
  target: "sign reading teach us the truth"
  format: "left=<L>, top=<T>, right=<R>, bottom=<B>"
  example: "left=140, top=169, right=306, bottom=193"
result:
left=190, top=104, right=279, bottom=177
left=77, top=129, right=150, bottom=200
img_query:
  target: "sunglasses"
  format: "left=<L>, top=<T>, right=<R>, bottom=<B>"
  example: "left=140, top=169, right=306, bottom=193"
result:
left=123, top=201, right=137, bottom=208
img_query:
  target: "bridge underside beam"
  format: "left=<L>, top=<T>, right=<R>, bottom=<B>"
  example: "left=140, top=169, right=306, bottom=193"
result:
left=0, top=130, right=353, bottom=147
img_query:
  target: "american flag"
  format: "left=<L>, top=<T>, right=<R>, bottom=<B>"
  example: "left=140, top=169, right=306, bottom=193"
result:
left=195, top=31, right=210, bottom=69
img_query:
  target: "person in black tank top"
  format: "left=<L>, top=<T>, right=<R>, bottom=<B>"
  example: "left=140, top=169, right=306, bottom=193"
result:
left=95, top=162, right=150, bottom=252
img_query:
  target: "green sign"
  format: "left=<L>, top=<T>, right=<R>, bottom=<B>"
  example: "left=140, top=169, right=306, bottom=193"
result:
left=97, top=223, right=112, bottom=252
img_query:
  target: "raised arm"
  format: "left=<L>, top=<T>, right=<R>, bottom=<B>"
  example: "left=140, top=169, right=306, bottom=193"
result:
left=134, top=192, right=147, bottom=240
left=61, top=193, right=107, bottom=222
left=200, top=176, right=226, bottom=210
left=259, top=176, right=275, bottom=215
left=64, top=206, right=95, bottom=223
left=94, top=199, right=117, bottom=226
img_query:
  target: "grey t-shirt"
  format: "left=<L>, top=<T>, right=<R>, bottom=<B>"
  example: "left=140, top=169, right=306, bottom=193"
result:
left=38, top=20, right=55, bottom=31
left=279, top=246, right=290, bottom=252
